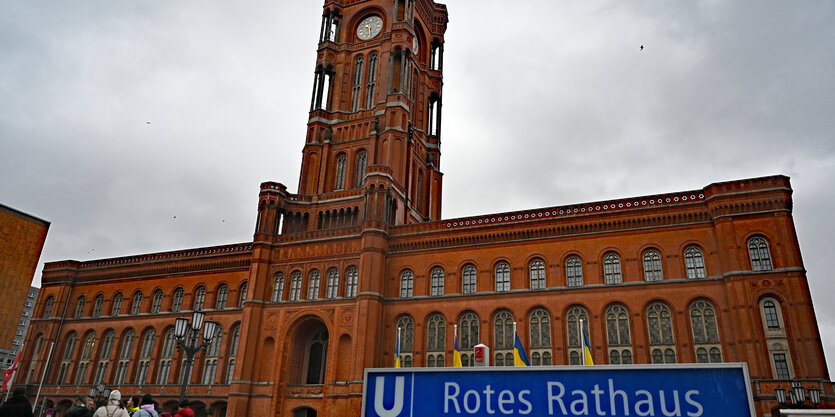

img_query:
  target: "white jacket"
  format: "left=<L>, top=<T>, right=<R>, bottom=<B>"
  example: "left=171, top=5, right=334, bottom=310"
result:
left=93, top=401, right=130, bottom=417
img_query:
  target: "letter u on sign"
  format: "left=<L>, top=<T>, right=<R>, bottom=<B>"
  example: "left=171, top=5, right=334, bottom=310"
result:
left=374, top=376, right=406, bottom=417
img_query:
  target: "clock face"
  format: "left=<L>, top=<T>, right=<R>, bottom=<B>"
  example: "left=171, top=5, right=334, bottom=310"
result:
left=357, top=16, right=383, bottom=40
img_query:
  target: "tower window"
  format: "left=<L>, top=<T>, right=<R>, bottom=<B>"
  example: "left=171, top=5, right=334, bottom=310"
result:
left=748, top=236, right=773, bottom=271
left=351, top=56, right=364, bottom=112
left=273, top=274, right=285, bottom=302
left=355, top=151, right=367, bottom=188
left=308, top=270, right=321, bottom=300
left=366, top=53, right=378, bottom=109
left=290, top=271, right=303, bottom=301
left=346, top=266, right=358, bottom=297
left=335, top=154, right=347, bottom=191
left=326, top=268, right=339, bottom=298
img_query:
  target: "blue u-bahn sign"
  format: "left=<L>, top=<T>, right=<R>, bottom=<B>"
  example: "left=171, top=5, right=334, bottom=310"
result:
left=362, top=364, right=754, bottom=417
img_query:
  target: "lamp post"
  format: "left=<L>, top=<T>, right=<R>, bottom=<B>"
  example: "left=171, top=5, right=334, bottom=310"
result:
left=173, top=311, right=218, bottom=404
left=89, top=383, right=110, bottom=407
left=775, top=381, right=822, bottom=410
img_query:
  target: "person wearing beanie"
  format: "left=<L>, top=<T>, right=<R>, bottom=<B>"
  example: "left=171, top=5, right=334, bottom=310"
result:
left=93, top=390, right=129, bottom=417
left=131, top=394, right=157, bottom=417
left=173, top=400, right=193, bottom=417
left=126, top=396, right=140, bottom=416
left=0, top=387, right=34, bottom=417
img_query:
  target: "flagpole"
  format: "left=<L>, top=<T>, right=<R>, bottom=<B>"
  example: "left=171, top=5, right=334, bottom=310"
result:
left=579, top=318, right=586, bottom=365
left=396, top=326, right=402, bottom=368
left=33, top=341, right=55, bottom=412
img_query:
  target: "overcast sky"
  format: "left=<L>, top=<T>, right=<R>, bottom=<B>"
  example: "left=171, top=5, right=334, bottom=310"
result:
left=2, top=1, right=834, bottom=371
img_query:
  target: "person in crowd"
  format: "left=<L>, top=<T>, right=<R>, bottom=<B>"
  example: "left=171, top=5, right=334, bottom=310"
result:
left=65, top=396, right=94, bottom=417
left=93, top=390, right=129, bottom=417
left=126, top=396, right=140, bottom=416
left=0, top=387, right=34, bottom=417
left=173, top=400, right=193, bottom=417
left=131, top=394, right=157, bottom=417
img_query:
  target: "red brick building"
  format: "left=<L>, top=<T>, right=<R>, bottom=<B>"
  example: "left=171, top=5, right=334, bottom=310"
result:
left=0, top=203, right=49, bottom=367
left=16, top=1, right=832, bottom=416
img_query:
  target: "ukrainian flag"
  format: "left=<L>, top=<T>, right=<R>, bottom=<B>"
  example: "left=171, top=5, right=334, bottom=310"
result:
left=395, top=327, right=401, bottom=368
left=452, top=324, right=463, bottom=367
left=581, top=329, right=594, bottom=366
left=513, top=325, right=530, bottom=367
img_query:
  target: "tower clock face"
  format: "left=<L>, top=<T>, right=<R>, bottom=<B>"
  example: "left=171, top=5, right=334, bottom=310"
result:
left=357, top=16, right=383, bottom=40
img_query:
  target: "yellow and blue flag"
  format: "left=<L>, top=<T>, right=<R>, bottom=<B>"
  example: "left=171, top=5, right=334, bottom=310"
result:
left=453, top=324, right=463, bottom=367
left=513, top=326, right=530, bottom=366
left=395, top=327, right=401, bottom=368
left=581, top=328, right=594, bottom=366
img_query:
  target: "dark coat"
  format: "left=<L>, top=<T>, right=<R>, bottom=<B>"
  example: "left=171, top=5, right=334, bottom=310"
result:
left=0, top=394, right=34, bottom=417
left=64, top=405, right=93, bottom=417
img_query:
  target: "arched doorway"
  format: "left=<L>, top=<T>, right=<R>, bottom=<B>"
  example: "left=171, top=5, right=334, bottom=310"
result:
left=287, top=319, right=329, bottom=385
left=293, top=407, right=317, bottom=417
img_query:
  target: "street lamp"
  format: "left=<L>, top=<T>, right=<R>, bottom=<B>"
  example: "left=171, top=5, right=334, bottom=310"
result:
left=173, top=311, right=218, bottom=404
left=89, top=383, right=110, bottom=406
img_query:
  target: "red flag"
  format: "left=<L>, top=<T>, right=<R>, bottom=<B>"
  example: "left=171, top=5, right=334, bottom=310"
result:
left=2, top=353, right=21, bottom=391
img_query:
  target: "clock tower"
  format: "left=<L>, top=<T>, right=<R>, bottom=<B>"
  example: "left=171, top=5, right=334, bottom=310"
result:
left=283, top=0, right=449, bottom=231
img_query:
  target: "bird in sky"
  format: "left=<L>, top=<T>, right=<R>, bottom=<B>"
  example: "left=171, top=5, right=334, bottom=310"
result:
left=146, top=121, right=151, bottom=125
left=640, top=45, right=644, bottom=51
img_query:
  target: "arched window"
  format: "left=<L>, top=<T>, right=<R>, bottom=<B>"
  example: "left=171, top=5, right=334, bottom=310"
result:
left=75, top=332, right=96, bottom=385
left=112, top=292, right=123, bottom=316
left=216, top=284, right=228, bottom=309
left=760, top=297, right=794, bottom=379
left=226, top=325, right=241, bottom=384
left=430, top=267, right=444, bottom=296
left=400, top=270, right=414, bottom=298
left=308, top=270, right=321, bottom=300
left=495, top=262, right=510, bottom=292
left=493, top=311, right=515, bottom=367
left=748, top=236, right=773, bottom=271
left=643, top=249, right=663, bottom=282
left=290, top=271, right=303, bottom=301
left=202, top=326, right=223, bottom=384
left=131, top=291, right=143, bottom=315
left=567, top=306, right=590, bottom=365
left=172, top=288, right=184, bottom=313
left=94, top=330, right=115, bottom=384
left=157, top=328, right=175, bottom=385
left=351, top=55, right=364, bottom=112
left=151, top=289, right=164, bottom=314
left=305, top=330, right=329, bottom=384
left=426, top=314, right=446, bottom=367
left=603, top=253, right=622, bottom=284
left=346, top=266, right=358, bottom=297
left=396, top=316, right=414, bottom=368
left=26, top=335, right=45, bottom=384
left=647, top=303, right=676, bottom=363
left=74, top=296, right=86, bottom=319
left=193, top=286, right=206, bottom=311
left=135, top=329, right=155, bottom=385
left=326, top=268, right=339, bottom=298
left=42, top=296, right=54, bottom=318
left=529, top=258, right=546, bottom=289
left=335, top=154, right=347, bottom=191
left=92, top=295, right=104, bottom=318
left=238, top=282, right=248, bottom=307
left=273, top=274, right=285, bottom=302
left=565, top=256, right=583, bottom=287
left=57, top=332, right=77, bottom=384
left=462, top=264, right=477, bottom=295
left=690, top=300, right=722, bottom=363
left=605, top=304, right=632, bottom=364
left=365, top=52, right=378, bottom=109
left=529, top=309, right=552, bottom=366
left=114, top=329, right=135, bottom=385
left=459, top=312, right=479, bottom=367
left=684, top=246, right=706, bottom=279
left=355, top=151, right=367, bottom=188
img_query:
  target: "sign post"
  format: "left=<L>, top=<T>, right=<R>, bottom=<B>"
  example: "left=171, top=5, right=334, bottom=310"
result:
left=362, top=363, right=755, bottom=417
